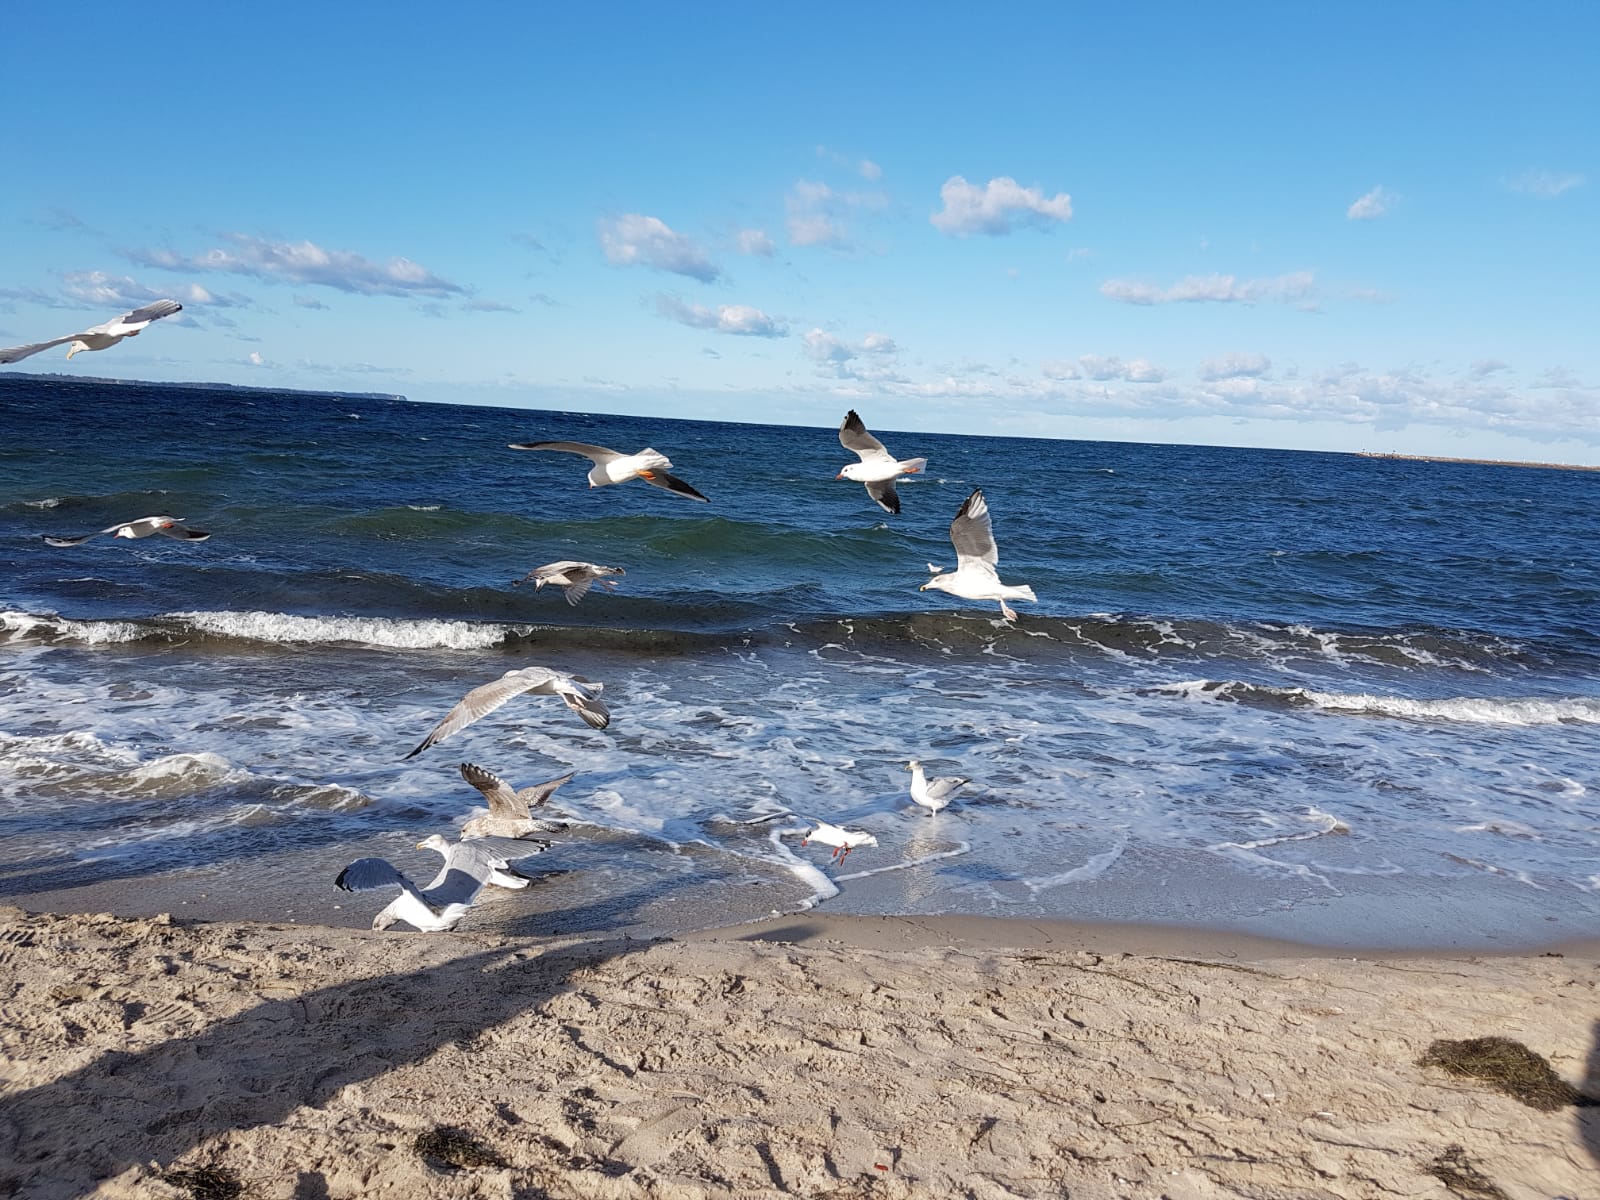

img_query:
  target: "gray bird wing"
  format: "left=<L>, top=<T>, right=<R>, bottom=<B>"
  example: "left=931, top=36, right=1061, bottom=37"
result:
left=864, top=480, right=900, bottom=514
left=544, top=675, right=610, bottom=730
left=639, top=468, right=708, bottom=503
left=949, top=489, right=1000, bottom=567
left=507, top=441, right=622, bottom=464
left=459, top=761, right=524, bottom=817
left=0, top=334, right=81, bottom=364
left=405, top=666, right=561, bottom=758
left=155, top=523, right=210, bottom=541
left=112, top=300, right=184, bottom=334
left=335, top=857, right=429, bottom=906
left=926, top=776, right=970, bottom=802
left=562, top=574, right=595, bottom=605
left=839, top=410, right=890, bottom=461
left=515, top=771, right=575, bottom=810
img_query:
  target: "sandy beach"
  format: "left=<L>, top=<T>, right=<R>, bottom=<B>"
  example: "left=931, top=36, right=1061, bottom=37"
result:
left=2, top=904, right=1596, bottom=1199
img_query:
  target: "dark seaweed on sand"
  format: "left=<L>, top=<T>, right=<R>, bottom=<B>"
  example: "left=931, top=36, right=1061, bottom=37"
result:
left=1423, top=1144, right=1509, bottom=1200
left=159, top=1165, right=243, bottom=1200
left=414, top=1126, right=507, bottom=1170
left=1418, top=1036, right=1598, bottom=1112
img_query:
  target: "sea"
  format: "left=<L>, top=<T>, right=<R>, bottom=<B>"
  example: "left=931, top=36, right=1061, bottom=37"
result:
left=3, top=374, right=1598, bottom=948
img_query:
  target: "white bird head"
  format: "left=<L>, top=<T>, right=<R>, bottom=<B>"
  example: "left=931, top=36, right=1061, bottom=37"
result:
left=920, top=576, right=951, bottom=594
left=416, top=834, right=451, bottom=853
left=65, top=340, right=90, bottom=359
left=906, top=759, right=920, bottom=771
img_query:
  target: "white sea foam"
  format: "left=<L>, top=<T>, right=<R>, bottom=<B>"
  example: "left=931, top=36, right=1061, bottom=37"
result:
left=1303, top=690, right=1600, bottom=726
left=1022, top=839, right=1126, bottom=894
left=0, top=611, right=145, bottom=644
left=167, top=610, right=510, bottom=649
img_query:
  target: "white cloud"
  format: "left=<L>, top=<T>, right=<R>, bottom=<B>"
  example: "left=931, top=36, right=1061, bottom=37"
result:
left=1346, top=185, right=1393, bottom=220
left=930, top=175, right=1073, bottom=236
left=463, top=299, right=520, bottom=314
left=61, top=270, right=249, bottom=310
left=597, top=214, right=720, bottom=281
left=128, top=234, right=462, bottom=297
left=247, top=351, right=267, bottom=367
left=293, top=295, right=327, bottom=310
left=1100, top=271, right=1316, bottom=306
left=736, top=229, right=775, bottom=257
left=802, top=327, right=903, bottom=380
left=1504, top=170, right=1585, bottom=197
left=785, top=179, right=889, bottom=249
left=655, top=294, right=785, bottom=337
left=1042, top=355, right=1165, bottom=383
left=1469, top=359, right=1510, bottom=379
left=859, top=159, right=883, bottom=181
left=1199, top=352, right=1272, bottom=381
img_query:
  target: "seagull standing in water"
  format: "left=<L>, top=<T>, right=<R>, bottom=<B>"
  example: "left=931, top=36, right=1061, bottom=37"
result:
left=405, top=667, right=609, bottom=759
left=512, top=560, right=626, bottom=604
left=907, top=760, right=970, bottom=816
left=509, top=440, right=708, bottom=502
left=835, top=410, right=927, bottom=515
left=921, top=488, right=1036, bottom=622
left=42, top=515, right=210, bottom=547
left=336, top=833, right=552, bottom=931
left=0, top=299, right=183, bottom=364
left=800, top=819, right=879, bottom=863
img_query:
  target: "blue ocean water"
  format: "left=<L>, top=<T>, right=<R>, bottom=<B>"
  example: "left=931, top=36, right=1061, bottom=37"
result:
left=2, top=374, right=1598, bottom=945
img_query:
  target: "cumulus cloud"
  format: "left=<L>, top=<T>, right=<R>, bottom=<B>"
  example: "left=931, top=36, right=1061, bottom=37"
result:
left=62, top=270, right=249, bottom=310
left=785, top=179, right=890, bottom=249
left=1469, top=359, right=1510, bottom=379
left=597, top=214, right=720, bottom=281
left=1199, top=352, right=1272, bottom=381
left=247, top=351, right=268, bottom=367
left=1504, top=170, right=1584, bottom=197
left=802, top=327, right=902, bottom=380
left=293, top=295, right=327, bottom=310
left=930, top=175, right=1073, bottom=236
left=736, top=229, right=775, bottom=257
left=128, top=234, right=463, bottom=297
left=463, top=299, right=520, bottom=314
left=654, top=294, right=785, bottom=337
left=859, top=159, right=883, bottom=181
left=1346, top=186, right=1393, bottom=220
left=1042, top=355, right=1165, bottom=383
left=1100, top=271, right=1316, bottom=306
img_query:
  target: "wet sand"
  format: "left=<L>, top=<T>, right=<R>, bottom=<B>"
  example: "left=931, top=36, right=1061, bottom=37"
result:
left=1, top=902, right=1597, bottom=1199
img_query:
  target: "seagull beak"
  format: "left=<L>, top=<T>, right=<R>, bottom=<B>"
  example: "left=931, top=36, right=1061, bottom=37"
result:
left=414, top=840, right=428, bottom=850
left=834, top=472, right=844, bottom=480
left=919, top=582, right=931, bottom=591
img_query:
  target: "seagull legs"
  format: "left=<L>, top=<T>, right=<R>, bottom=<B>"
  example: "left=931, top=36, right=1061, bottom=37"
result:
left=999, top=599, right=1018, bottom=622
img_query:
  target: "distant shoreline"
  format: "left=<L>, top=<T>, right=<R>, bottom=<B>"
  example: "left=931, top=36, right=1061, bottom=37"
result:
left=1356, top=451, right=1600, bottom=473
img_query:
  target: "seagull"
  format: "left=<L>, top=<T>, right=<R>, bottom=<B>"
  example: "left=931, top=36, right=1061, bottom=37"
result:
left=512, top=560, right=626, bottom=605
left=800, top=819, right=879, bottom=863
left=335, top=833, right=552, bottom=931
left=42, top=515, right=210, bottom=548
left=0, top=299, right=183, bottom=364
left=509, top=440, right=708, bottom=502
left=920, top=488, right=1036, bottom=622
left=458, top=761, right=573, bottom=840
left=836, top=410, right=927, bottom=515
left=906, top=760, right=969, bottom=816
left=404, top=667, right=609, bottom=759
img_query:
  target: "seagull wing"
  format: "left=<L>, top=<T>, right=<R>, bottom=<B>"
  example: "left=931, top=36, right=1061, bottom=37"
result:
left=405, top=666, right=561, bottom=758
left=864, top=480, right=901, bottom=515
left=155, top=523, right=211, bottom=541
left=459, top=761, right=525, bottom=818
left=838, top=410, right=891, bottom=461
left=507, top=440, right=622, bottom=464
left=105, top=299, right=183, bottom=333
left=927, top=776, right=970, bottom=802
left=0, top=334, right=84, bottom=365
left=515, top=771, right=575, bottom=810
left=949, top=488, right=1000, bottom=567
left=638, top=468, right=709, bottom=503
left=335, top=857, right=427, bottom=902
left=562, top=573, right=595, bottom=605
left=548, top=675, right=611, bottom=730
left=43, top=526, right=114, bottom=547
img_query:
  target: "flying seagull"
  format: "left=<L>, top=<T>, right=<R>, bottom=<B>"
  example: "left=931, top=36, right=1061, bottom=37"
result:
left=336, top=833, right=552, bottom=931
left=42, top=515, right=210, bottom=548
left=921, top=488, right=1036, bottom=622
left=512, top=560, right=626, bottom=605
left=405, top=666, right=609, bottom=759
left=458, top=761, right=574, bottom=840
left=906, top=760, right=970, bottom=816
left=836, top=410, right=927, bottom=515
left=508, top=441, right=709, bottom=502
left=800, top=819, right=879, bottom=863
left=0, top=299, right=183, bottom=364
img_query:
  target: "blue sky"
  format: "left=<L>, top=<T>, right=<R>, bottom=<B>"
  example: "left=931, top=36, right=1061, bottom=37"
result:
left=3, top=2, right=1596, bottom=460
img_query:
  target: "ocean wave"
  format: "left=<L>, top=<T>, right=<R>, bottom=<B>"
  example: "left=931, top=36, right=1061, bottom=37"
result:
left=169, top=610, right=510, bottom=650
left=1152, top=678, right=1600, bottom=725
